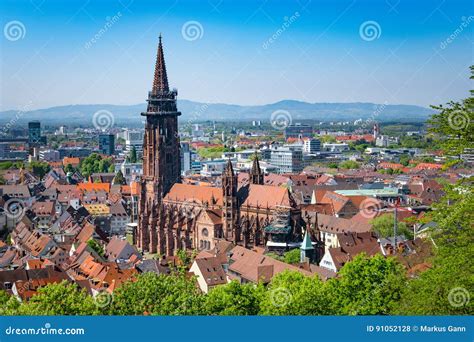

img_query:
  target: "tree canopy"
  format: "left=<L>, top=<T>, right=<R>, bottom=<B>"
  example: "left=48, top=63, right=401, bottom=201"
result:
left=79, top=153, right=114, bottom=178
left=428, top=66, right=474, bottom=158
left=371, top=213, right=414, bottom=240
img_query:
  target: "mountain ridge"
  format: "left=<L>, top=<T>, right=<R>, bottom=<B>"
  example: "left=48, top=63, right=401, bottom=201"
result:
left=0, top=100, right=435, bottom=127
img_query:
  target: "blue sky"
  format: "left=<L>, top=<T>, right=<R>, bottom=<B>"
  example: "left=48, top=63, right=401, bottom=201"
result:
left=0, top=0, right=473, bottom=111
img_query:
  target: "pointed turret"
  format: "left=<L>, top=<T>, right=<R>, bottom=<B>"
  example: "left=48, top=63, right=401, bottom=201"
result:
left=301, top=229, right=314, bottom=251
left=152, top=34, right=169, bottom=94
left=250, top=152, right=264, bottom=185
left=300, top=229, right=315, bottom=263
left=224, top=158, right=234, bottom=176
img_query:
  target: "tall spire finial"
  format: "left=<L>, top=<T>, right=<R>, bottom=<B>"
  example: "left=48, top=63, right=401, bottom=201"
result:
left=152, top=34, right=169, bottom=94
left=250, top=151, right=264, bottom=185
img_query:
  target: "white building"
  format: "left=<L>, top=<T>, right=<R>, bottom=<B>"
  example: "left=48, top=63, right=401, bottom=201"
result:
left=39, top=149, right=60, bottom=162
left=119, top=162, right=142, bottom=184
left=270, top=146, right=303, bottom=173
left=303, top=138, right=321, bottom=154
left=375, top=135, right=399, bottom=147
left=125, top=130, right=144, bottom=157
left=322, top=143, right=349, bottom=153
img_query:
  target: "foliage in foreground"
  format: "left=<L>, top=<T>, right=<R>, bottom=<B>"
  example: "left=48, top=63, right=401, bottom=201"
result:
left=2, top=248, right=468, bottom=316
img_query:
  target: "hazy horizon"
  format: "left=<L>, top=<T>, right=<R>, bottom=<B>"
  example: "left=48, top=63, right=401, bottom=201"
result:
left=1, top=0, right=473, bottom=112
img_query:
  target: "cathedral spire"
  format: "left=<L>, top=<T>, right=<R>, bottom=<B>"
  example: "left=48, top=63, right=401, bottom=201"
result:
left=224, top=158, right=234, bottom=176
left=152, top=34, right=169, bottom=94
left=250, top=152, right=264, bottom=185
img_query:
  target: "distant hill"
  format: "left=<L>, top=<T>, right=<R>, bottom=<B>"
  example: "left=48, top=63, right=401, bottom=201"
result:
left=0, top=100, right=435, bottom=127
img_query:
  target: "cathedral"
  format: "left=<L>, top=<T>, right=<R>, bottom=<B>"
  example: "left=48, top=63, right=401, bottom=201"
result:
left=137, top=36, right=304, bottom=256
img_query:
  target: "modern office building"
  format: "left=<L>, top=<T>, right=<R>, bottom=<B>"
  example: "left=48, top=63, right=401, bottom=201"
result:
left=58, top=147, right=93, bottom=159
left=322, top=143, right=350, bottom=153
left=303, top=138, right=321, bottom=154
left=270, top=146, right=304, bottom=173
left=180, top=142, right=191, bottom=175
left=99, top=134, right=115, bottom=155
left=39, top=149, right=60, bottom=162
left=125, top=130, right=144, bottom=157
left=28, top=121, right=46, bottom=146
left=284, top=123, right=313, bottom=139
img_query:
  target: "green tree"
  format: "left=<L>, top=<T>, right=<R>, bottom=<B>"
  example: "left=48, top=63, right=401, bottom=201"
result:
left=339, top=160, right=360, bottom=169
left=64, top=163, right=74, bottom=173
left=265, top=252, right=284, bottom=261
left=259, top=271, right=333, bottom=315
left=370, top=213, right=414, bottom=240
left=205, top=281, right=263, bottom=315
left=283, top=248, right=301, bottom=265
left=320, top=135, right=336, bottom=143
left=327, top=254, right=406, bottom=315
left=79, top=153, right=114, bottom=178
left=197, top=146, right=225, bottom=159
left=428, top=66, right=474, bottom=158
left=108, top=272, right=204, bottom=315
left=87, top=239, right=104, bottom=257
left=0, top=290, right=20, bottom=315
left=399, top=154, right=410, bottom=166
left=16, top=281, right=98, bottom=315
left=397, top=180, right=474, bottom=315
left=27, top=161, right=51, bottom=179
left=129, top=146, right=137, bottom=163
left=112, top=170, right=126, bottom=185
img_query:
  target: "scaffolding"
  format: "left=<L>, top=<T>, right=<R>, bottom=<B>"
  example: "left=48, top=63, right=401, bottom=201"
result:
left=264, top=205, right=292, bottom=235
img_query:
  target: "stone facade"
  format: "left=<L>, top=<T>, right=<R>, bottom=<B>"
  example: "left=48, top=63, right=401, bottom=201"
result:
left=137, top=36, right=303, bottom=256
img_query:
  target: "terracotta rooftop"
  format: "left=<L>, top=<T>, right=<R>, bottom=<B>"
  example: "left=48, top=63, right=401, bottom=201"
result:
left=228, top=245, right=312, bottom=283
